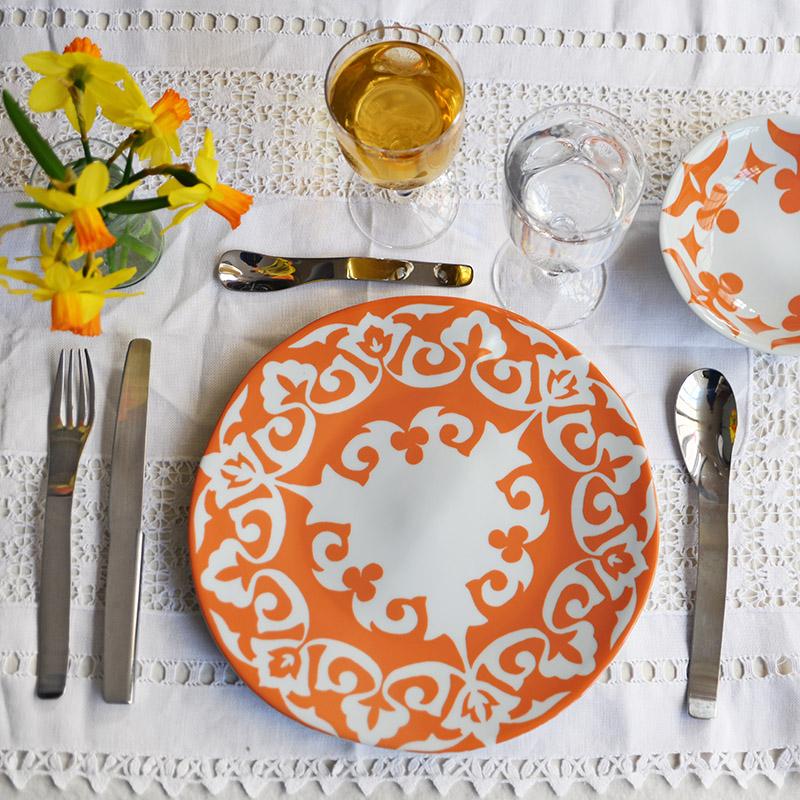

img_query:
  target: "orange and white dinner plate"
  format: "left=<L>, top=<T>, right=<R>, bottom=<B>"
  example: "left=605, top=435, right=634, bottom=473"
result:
left=190, top=296, right=658, bottom=752
left=660, top=114, right=800, bottom=355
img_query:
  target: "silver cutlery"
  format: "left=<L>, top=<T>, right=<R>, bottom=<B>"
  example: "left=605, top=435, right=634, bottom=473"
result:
left=217, top=250, right=474, bottom=291
left=37, top=349, right=95, bottom=699
left=675, top=368, right=737, bottom=719
left=103, top=339, right=151, bottom=704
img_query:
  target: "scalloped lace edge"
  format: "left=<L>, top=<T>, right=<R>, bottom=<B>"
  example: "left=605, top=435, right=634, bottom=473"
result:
left=2, top=747, right=800, bottom=796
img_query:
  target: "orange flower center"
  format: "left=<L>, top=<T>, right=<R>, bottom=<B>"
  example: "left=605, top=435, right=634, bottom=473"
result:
left=205, top=183, right=253, bottom=229
left=63, top=37, right=102, bottom=58
left=72, top=207, right=117, bottom=253
left=51, top=292, right=102, bottom=336
left=151, top=88, right=191, bottom=132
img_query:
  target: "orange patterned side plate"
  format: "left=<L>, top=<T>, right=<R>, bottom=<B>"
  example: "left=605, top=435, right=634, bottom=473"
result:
left=660, top=114, right=800, bottom=354
left=190, top=297, right=658, bottom=752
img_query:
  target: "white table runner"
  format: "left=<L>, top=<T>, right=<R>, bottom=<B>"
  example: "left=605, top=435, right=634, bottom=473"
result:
left=0, top=1, right=799, bottom=796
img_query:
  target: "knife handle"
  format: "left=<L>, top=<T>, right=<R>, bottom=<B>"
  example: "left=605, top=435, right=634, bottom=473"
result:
left=36, top=494, right=73, bottom=698
left=688, top=492, right=729, bottom=718
left=217, top=250, right=473, bottom=291
left=103, top=530, right=144, bottom=703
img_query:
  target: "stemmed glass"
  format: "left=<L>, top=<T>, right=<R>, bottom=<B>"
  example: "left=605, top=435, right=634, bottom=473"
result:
left=492, top=103, right=646, bottom=329
left=325, top=25, right=465, bottom=249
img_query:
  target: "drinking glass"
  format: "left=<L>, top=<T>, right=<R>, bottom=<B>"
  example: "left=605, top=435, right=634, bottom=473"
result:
left=325, top=25, right=465, bottom=249
left=492, top=103, right=646, bottom=329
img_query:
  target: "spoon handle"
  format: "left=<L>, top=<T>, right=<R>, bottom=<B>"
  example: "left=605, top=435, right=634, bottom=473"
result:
left=687, top=493, right=729, bottom=718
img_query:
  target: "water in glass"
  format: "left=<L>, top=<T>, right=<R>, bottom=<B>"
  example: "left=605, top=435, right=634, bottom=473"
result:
left=505, top=117, right=644, bottom=274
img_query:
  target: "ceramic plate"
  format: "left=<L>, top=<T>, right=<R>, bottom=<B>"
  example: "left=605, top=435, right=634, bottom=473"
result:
left=660, top=114, right=800, bottom=355
left=190, top=297, right=658, bottom=752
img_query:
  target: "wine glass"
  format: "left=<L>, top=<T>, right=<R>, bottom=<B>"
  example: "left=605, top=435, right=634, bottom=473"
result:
left=325, top=24, right=465, bottom=249
left=492, top=103, right=646, bottom=329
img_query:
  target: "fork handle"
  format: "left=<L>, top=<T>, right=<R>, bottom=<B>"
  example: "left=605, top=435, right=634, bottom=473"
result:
left=36, top=493, right=74, bottom=698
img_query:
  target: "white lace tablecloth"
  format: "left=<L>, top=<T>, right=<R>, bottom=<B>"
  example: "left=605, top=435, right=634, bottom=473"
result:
left=1, top=1, right=800, bottom=796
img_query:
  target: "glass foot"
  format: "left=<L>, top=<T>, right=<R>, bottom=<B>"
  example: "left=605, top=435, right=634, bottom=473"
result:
left=347, top=170, right=459, bottom=249
left=491, top=240, right=607, bottom=329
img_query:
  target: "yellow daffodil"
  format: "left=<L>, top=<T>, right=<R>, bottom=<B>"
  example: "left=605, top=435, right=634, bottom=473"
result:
left=25, top=161, right=139, bottom=253
left=158, top=129, right=253, bottom=230
left=39, top=226, right=82, bottom=269
left=24, top=37, right=129, bottom=133
left=0, top=256, right=136, bottom=336
left=103, top=77, right=191, bottom=165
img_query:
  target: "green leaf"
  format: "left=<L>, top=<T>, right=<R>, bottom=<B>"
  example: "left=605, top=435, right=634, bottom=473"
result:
left=2, top=90, right=67, bottom=182
left=134, top=217, right=152, bottom=237
left=104, top=197, right=170, bottom=214
left=125, top=236, right=158, bottom=262
left=14, top=201, right=46, bottom=209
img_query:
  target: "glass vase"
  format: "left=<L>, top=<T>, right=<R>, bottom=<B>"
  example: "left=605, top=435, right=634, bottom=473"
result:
left=30, top=138, right=164, bottom=287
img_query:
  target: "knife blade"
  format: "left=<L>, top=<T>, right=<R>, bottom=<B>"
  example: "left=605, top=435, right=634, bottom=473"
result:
left=103, top=339, right=151, bottom=704
left=216, top=250, right=473, bottom=291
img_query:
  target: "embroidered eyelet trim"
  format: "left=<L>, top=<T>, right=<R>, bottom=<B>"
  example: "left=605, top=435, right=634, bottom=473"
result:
left=0, top=6, right=797, bottom=55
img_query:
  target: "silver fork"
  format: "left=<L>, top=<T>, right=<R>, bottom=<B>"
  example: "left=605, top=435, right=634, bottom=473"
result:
left=36, top=349, right=95, bottom=699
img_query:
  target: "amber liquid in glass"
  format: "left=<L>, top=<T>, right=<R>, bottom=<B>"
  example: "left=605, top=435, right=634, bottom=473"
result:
left=328, top=41, right=464, bottom=189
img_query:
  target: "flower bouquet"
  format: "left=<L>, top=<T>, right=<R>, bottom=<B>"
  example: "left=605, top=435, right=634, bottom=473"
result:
left=0, top=37, right=253, bottom=335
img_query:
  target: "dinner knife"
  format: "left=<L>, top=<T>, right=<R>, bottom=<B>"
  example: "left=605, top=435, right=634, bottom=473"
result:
left=216, top=250, right=474, bottom=291
left=103, top=339, right=151, bottom=704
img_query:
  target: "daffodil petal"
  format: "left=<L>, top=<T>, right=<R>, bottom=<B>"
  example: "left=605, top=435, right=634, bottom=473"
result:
left=97, top=180, right=141, bottom=207
left=75, top=161, right=110, bottom=203
left=166, top=184, right=210, bottom=208
left=79, top=267, right=138, bottom=292
left=157, top=177, right=181, bottom=197
left=90, top=59, right=129, bottom=82
left=162, top=202, right=201, bottom=232
left=22, top=51, right=65, bottom=77
left=0, top=264, right=49, bottom=289
left=25, top=186, right=80, bottom=213
left=28, top=77, right=69, bottom=112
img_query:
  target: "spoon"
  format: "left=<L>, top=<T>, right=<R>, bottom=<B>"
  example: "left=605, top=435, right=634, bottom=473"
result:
left=675, top=368, right=737, bottom=719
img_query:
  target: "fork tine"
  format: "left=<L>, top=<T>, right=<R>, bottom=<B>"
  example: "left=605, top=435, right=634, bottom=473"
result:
left=48, top=350, right=65, bottom=427
left=84, top=349, right=95, bottom=428
left=65, top=350, right=75, bottom=428
left=77, top=350, right=86, bottom=427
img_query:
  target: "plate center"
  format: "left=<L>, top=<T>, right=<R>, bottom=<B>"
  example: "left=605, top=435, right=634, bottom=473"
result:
left=300, top=406, right=549, bottom=646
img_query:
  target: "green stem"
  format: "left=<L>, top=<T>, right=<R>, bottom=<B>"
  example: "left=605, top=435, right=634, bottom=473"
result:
left=68, top=87, right=92, bottom=161
left=121, top=144, right=135, bottom=185
left=126, top=164, right=198, bottom=186
left=106, top=133, right=136, bottom=167
left=104, top=196, right=170, bottom=214
left=83, top=251, right=92, bottom=278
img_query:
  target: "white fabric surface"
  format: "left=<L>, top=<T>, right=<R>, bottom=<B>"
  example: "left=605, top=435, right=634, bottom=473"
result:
left=0, top=1, right=799, bottom=796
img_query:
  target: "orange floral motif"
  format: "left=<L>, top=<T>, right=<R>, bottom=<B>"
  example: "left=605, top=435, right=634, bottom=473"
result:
left=488, top=526, right=528, bottom=563
left=599, top=544, right=636, bottom=580
left=663, top=248, right=743, bottom=336
left=738, top=314, right=777, bottom=334
left=663, top=133, right=739, bottom=233
left=735, top=144, right=775, bottom=183
left=390, top=426, right=428, bottom=464
left=267, top=646, right=301, bottom=678
left=342, top=563, right=383, bottom=601
left=768, top=119, right=800, bottom=213
left=772, top=295, right=800, bottom=349
left=359, top=326, right=393, bottom=359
